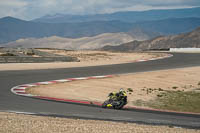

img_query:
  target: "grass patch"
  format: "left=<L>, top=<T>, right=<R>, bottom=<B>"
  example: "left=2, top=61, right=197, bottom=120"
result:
left=147, top=91, right=200, bottom=113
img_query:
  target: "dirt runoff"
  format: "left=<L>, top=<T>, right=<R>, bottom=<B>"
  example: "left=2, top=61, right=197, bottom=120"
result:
left=0, top=112, right=199, bottom=133
left=27, top=66, right=200, bottom=108
left=0, top=50, right=166, bottom=71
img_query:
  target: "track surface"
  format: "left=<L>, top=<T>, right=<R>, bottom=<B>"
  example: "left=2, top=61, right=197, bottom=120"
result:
left=0, top=53, right=200, bottom=129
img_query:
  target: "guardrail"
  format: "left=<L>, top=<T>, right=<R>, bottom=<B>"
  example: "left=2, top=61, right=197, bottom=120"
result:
left=0, top=48, right=63, bottom=57
left=0, top=56, right=79, bottom=63
left=32, top=49, right=63, bottom=57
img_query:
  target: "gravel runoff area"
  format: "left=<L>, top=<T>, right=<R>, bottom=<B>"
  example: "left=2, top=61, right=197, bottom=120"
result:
left=0, top=50, right=166, bottom=71
left=0, top=112, right=199, bottom=133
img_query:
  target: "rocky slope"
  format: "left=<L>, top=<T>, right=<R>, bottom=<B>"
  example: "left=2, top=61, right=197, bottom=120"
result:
left=102, top=27, right=200, bottom=51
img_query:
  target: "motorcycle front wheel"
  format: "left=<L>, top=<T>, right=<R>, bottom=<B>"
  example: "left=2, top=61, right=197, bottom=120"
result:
left=102, top=100, right=110, bottom=108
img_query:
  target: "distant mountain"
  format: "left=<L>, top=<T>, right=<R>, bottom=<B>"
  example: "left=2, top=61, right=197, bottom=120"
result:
left=134, top=17, right=200, bottom=35
left=0, top=17, right=134, bottom=44
left=1, top=16, right=200, bottom=44
left=3, top=33, right=136, bottom=50
left=102, top=27, right=200, bottom=51
left=33, top=7, right=200, bottom=23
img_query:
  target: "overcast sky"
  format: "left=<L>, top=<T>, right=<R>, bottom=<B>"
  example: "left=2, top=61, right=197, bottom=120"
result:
left=0, top=0, right=200, bottom=20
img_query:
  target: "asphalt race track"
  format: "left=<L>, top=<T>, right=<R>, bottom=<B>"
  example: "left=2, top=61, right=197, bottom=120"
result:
left=0, top=53, right=200, bottom=129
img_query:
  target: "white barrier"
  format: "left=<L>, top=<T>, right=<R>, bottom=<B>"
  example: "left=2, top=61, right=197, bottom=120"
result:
left=170, top=48, right=200, bottom=52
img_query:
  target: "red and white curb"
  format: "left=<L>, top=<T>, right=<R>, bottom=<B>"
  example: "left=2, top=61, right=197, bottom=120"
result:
left=11, top=75, right=113, bottom=106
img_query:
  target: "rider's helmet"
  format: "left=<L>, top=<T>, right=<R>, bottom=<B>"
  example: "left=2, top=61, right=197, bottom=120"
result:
left=119, top=88, right=124, bottom=92
left=119, top=88, right=127, bottom=96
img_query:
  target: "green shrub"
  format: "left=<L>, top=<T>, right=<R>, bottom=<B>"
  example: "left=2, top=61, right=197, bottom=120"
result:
left=172, top=86, right=178, bottom=89
left=0, top=53, right=15, bottom=56
left=127, top=88, right=133, bottom=92
left=26, top=52, right=35, bottom=55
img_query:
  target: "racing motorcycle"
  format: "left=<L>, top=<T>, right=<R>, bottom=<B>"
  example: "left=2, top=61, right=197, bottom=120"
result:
left=102, top=91, right=127, bottom=109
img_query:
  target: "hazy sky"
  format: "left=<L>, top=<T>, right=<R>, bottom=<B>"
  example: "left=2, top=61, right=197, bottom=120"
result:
left=0, top=0, right=200, bottom=20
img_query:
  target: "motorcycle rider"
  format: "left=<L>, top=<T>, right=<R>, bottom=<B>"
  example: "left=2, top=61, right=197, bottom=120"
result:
left=108, top=88, right=127, bottom=105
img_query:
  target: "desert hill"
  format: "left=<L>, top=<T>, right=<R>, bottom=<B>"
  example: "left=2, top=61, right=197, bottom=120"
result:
left=3, top=33, right=136, bottom=50
left=102, top=27, right=200, bottom=51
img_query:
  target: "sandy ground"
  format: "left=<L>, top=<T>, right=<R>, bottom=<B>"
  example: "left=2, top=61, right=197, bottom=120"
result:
left=0, top=112, right=199, bottom=133
left=0, top=50, right=166, bottom=71
left=28, top=66, right=200, bottom=108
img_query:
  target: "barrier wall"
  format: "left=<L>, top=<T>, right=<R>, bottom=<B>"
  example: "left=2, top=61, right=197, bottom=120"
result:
left=0, top=56, right=78, bottom=63
left=170, top=48, right=200, bottom=52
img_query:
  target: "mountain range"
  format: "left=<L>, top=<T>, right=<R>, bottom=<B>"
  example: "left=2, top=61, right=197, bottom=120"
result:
left=0, top=17, right=133, bottom=44
left=33, top=7, right=200, bottom=23
left=0, top=7, right=200, bottom=47
left=0, top=16, right=200, bottom=44
left=102, top=27, right=200, bottom=51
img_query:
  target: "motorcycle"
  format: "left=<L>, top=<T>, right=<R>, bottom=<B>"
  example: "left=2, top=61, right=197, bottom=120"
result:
left=102, top=92, right=127, bottom=109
